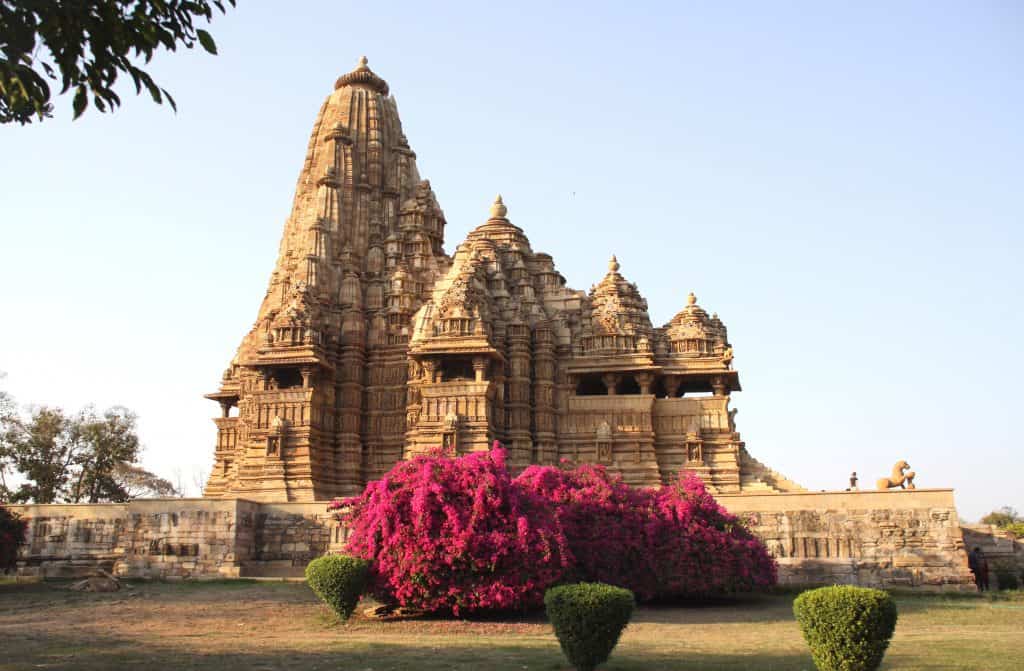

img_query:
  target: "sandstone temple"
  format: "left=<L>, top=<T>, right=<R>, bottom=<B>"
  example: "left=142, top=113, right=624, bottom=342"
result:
left=10, top=59, right=982, bottom=590
left=202, top=57, right=802, bottom=503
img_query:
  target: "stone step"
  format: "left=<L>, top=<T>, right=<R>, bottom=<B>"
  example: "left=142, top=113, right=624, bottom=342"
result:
left=239, top=560, right=307, bottom=578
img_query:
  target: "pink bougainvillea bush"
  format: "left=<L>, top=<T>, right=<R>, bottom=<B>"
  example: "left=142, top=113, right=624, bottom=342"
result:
left=331, top=444, right=572, bottom=615
left=331, top=445, right=776, bottom=614
left=516, top=463, right=776, bottom=600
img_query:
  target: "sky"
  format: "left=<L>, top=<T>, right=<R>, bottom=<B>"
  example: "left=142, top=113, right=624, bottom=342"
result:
left=1, top=1, right=1021, bottom=521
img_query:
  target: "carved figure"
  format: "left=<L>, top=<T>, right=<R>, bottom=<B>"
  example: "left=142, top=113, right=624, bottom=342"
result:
left=876, top=460, right=913, bottom=491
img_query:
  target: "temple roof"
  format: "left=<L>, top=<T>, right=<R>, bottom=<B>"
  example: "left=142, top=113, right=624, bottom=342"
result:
left=334, top=56, right=390, bottom=95
left=588, top=256, right=654, bottom=338
left=663, top=292, right=728, bottom=344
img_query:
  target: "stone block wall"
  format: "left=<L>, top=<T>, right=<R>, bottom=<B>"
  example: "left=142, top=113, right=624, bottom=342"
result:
left=10, top=499, right=345, bottom=580
left=961, top=524, right=1024, bottom=588
left=10, top=489, right=976, bottom=590
left=718, top=489, right=976, bottom=590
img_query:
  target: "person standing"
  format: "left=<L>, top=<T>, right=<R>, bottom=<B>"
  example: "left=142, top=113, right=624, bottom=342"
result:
left=968, top=547, right=990, bottom=591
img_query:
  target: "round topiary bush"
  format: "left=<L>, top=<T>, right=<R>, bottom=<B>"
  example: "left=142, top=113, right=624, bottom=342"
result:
left=544, top=582, right=635, bottom=671
left=793, top=585, right=898, bottom=671
left=305, top=554, right=371, bottom=620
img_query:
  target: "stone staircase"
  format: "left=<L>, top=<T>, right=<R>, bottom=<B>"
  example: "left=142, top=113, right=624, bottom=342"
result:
left=737, top=447, right=806, bottom=493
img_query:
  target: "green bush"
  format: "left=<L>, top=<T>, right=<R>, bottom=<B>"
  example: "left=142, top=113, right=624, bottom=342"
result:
left=304, top=554, right=371, bottom=620
left=793, top=585, right=898, bottom=671
left=544, top=582, right=635, bottom=671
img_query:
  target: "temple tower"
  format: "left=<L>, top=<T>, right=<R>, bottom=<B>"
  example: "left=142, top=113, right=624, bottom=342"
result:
left=204, top=58, right=448, bottom=501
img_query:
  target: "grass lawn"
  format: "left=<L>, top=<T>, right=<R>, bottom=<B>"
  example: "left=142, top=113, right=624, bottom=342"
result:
left=1, top=579, right=1020, bottom=670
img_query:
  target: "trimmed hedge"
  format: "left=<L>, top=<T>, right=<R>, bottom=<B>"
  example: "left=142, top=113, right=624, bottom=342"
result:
left=545, top=582, right=635, bottom=671
left=793, top=585, right=898, bottom=671
left=305, top=554, right=371, bottom=620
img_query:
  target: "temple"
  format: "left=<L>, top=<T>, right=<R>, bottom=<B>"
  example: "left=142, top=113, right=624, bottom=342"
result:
left=203, top=58, right=804, bottom=502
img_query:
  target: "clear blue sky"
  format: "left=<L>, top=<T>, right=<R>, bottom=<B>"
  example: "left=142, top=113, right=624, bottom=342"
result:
left=1, top=1, right=1020, bottom=520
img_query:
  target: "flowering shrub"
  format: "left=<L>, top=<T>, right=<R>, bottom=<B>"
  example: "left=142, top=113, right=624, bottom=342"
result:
left=1, top=504, right=28, bottom=574
left=332, top=444, right=572, bottom=615
left=517, top=464, right=776, bottom=600
left=332, top=447, right=776, bottom=614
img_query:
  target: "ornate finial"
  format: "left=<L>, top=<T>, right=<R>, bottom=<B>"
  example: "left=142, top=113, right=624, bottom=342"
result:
left=490, top=194, right=507, bottom=219
left=334, top=56, right=389, bottom=94
left=608, top=255, right=620, bottom=273
left=687, top=292, right=697, bottom=306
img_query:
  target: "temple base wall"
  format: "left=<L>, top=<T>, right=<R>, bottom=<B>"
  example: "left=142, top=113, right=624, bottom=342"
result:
left=717, top=489, right=975, bottom=591
left=9, top=499, right=345, bottom=580
left=10, top=489, right=976, bottom=590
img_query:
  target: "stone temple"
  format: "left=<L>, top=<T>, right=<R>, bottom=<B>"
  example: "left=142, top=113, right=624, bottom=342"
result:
left=202, top=57, right=803, bottom=502
left=10, top=59, right=982, bottom=590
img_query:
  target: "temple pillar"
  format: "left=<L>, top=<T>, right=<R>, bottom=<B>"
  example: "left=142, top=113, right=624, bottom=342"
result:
left=663, top=375, right=681, bottom=398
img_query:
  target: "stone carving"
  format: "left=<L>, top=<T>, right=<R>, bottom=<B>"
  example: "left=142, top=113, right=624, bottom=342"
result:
left=202, top=59, right=805, bottom=502
left=876, top=460, right=915, bottom=490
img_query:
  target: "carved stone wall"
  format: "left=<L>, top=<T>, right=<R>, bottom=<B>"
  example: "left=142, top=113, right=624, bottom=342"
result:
left=10, top=500, right=344, bottom=580
left=10, top=491, right=977, bottom=589
left=717, top=489, right=976, bottom=590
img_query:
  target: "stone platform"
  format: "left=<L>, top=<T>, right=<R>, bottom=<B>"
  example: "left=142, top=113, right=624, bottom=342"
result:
left=718, top=488, right=975, bottom=590
left=9, top=489, right=975, bottom=590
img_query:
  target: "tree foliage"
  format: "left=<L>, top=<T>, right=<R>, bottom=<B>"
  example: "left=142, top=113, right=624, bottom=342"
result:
left=114, top=463, right=178, bottom=499
left=1, top=0, right=236, bottom=124
left=981, top=506, right=1024, bottom=537
left=0, top=395, right=163, bottom=503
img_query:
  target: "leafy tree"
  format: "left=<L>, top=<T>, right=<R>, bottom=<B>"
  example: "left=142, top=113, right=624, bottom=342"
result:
left=0, top=373, right=16, bottom=499
left=1, top=0, right=236, bottom=124
left=981, top=507, right=1024, bottom=537
left=981, top=506, right=1021, bottom=528
left=70, top=407, right=140, bottom=503
left=114, top=463, right=178, bottom=499
left=0, top=402, right=157, bottom=503
left=1, top=406, right=78, bottom=503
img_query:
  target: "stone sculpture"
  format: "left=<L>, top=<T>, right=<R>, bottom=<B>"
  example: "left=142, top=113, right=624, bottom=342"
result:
left=876, top=460, right=915, bottom=491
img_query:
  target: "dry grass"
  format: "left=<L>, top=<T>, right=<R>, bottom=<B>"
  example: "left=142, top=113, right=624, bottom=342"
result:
left=0, top=579, right=1020, bottom=670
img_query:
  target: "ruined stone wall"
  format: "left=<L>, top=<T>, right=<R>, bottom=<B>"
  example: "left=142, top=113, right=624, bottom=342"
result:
left=10, top=499, right=344, bottom=580
left=961, top=523, right=1024, bottom=588
left=11, top=490, right=976, bottom=589
left=718, top=489, right=976, bottom=590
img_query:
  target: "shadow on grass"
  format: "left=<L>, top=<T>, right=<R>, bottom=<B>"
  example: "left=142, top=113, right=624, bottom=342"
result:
left=3, top=629, right=813, bottom=671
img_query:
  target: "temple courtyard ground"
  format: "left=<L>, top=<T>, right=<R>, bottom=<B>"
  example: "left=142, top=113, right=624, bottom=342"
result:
left=1, top=580, right=1020, bottom=670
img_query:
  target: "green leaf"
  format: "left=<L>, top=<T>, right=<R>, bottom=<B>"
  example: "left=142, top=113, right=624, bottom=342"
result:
left=72, top=86, right=87, bottom=119
left=196, top=29, right=217, bottom=55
